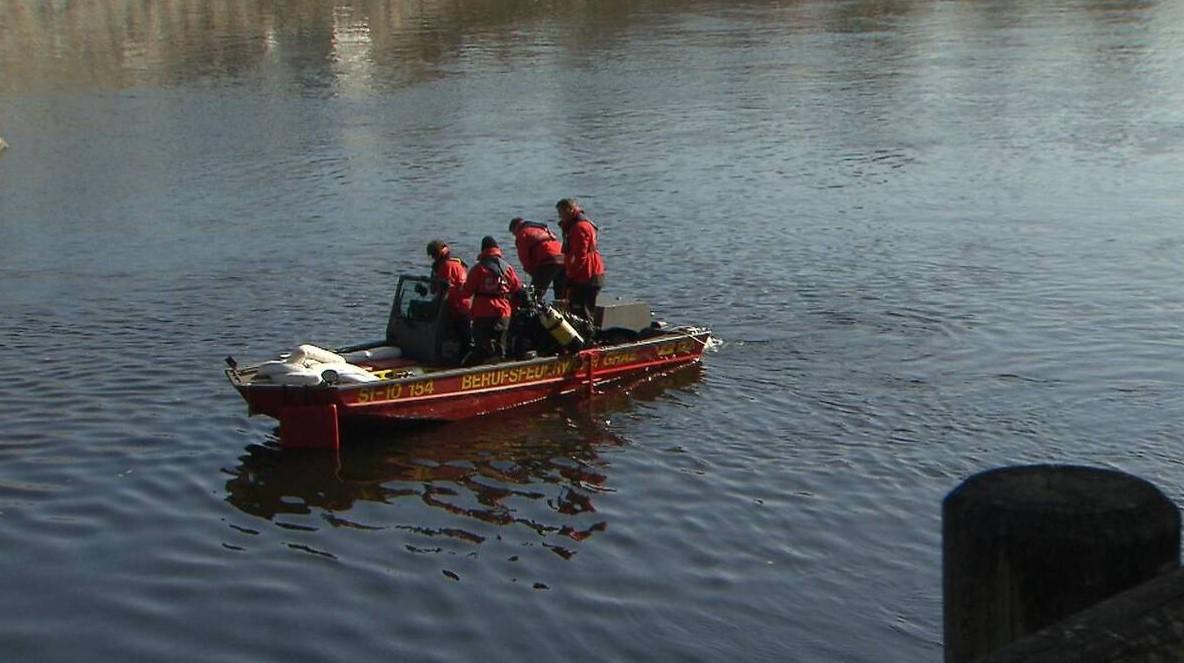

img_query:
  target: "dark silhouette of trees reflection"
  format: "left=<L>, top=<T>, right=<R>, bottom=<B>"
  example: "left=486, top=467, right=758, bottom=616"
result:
left=2, top=0, right=937, bottom=94
left=224, top=365, right=704, bottom=552
left=6, top=0, right=1137, bottom=97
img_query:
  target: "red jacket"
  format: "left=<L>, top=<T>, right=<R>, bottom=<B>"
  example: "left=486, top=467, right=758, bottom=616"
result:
left=459, top=248, right=522, bottom=319
left=511, top=221, right=564, bottom=276
left=560, top=213, right=605, bottom=284
left=431, top=249, right=471, bottom=316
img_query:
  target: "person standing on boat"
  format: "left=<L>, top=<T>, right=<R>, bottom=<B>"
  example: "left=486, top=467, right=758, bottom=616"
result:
left=459, top=236, right=523, bottom=363
left=508, top=217, right=565, bottom=301
left=556, top=198, right=605, bottom=323
left=427, top=240, right=472, bottom=359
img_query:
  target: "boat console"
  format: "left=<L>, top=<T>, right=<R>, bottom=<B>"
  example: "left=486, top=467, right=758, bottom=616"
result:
left=385, top=275, right=465, bottom=366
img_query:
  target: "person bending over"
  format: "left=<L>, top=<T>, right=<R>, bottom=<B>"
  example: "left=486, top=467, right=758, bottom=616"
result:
left=508, top=216, right=565, bottom=301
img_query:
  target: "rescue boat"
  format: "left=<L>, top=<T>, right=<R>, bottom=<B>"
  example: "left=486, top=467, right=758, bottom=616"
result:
left=226, top=274, right=714, bottom=450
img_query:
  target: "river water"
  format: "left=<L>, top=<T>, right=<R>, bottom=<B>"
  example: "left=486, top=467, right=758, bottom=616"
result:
left=2, top=0, right=1184, bottom=660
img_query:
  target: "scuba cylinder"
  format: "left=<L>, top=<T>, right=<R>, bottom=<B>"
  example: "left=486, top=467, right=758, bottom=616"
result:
left=539, top=305, right=584, bottom=350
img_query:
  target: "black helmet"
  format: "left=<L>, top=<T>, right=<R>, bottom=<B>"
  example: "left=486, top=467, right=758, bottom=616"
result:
left=426, top=240, right=446, bottom=258
left=481, top=235, right=498, bottom=251
left=508, top=217, right=524, bottom=233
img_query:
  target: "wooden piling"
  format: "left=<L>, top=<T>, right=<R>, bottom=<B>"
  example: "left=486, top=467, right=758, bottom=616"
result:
left=942, top=464, right=1180, bottom=663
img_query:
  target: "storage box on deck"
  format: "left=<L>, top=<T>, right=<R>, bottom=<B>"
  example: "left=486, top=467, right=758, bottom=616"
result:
left=594, top=302, right=652, bottom=332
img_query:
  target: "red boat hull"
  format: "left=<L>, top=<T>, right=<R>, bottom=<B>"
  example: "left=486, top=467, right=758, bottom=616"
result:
left=228, top=328, right=711, bottom=448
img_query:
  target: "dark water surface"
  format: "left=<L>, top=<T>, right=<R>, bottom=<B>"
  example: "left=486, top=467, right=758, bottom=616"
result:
left=3, top=1, right=1184, bottom=660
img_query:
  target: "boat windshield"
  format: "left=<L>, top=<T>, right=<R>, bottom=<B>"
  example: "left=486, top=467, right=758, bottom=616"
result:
left=394, top=275, right=442, bottom=322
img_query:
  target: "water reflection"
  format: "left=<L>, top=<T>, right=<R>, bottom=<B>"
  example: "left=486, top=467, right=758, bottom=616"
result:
left=6, top=0, right=1156, bottom=96
left=2, top=0, right=565, bottom=93
left=223, top=365, right=704, bottom=550
left=1, top=0, right=942, bottom=95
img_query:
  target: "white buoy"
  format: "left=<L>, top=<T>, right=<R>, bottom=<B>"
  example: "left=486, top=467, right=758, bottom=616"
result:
left=0, top=137, right=7, bottom=152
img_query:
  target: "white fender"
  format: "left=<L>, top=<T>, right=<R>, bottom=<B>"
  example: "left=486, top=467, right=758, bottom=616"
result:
left=254, top=360, right=297, bottom=377
left=287, top=344, right=346, bottom=366
left=252, top=363, right=324, bottom=385
left=342, top=346, right=402, bottom=363
left=318, top=362, right=381, bottom=384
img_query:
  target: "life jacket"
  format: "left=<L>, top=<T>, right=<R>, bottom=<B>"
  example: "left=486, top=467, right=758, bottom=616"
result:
left=561, top=213, right=604, bottom=283
left=463, top=248, right=520, bottom=319
left=516, top=221, right=564, bottom=273
left=561, top=214, right=598, bottom=250
left=431, top=253, right=470, bottom=314
left=432, top=254, right=467, bottom=281
left=521, top=220, right=557, bottom=243
left=474, top=255, right=512, bottom=299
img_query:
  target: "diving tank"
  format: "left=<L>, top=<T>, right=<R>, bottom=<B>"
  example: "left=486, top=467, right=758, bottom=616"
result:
left=539, top=305, right=584, bottom=349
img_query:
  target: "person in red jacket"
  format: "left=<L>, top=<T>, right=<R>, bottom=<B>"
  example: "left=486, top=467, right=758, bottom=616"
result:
left=556, top=198, right=605, bottom=323
left=508, top=217, right=565, bottom=301
left=426, top=240, right=472, bottom=360
left=459, top=236, right=522, bottom=363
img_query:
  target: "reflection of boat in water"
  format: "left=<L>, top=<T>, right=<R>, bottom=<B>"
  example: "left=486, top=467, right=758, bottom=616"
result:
left=224, top=366, right=704, bottom=552
left=225, top=273, right=714, bottom=450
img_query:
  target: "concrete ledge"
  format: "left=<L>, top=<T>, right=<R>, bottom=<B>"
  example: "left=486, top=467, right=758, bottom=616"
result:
left=981, top=566, right=1184, bottom=662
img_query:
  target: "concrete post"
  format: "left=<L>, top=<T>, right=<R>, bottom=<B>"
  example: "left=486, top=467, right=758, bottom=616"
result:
left=943, top=464, right=1180, bottom=663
